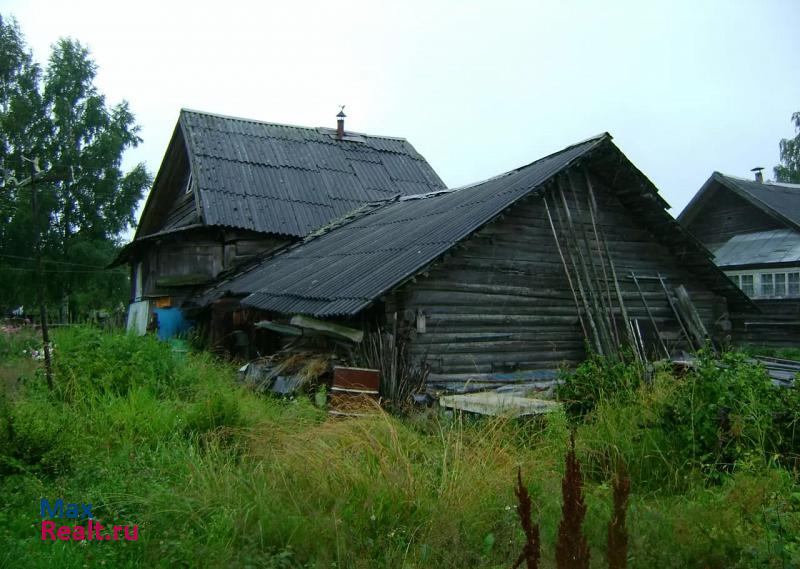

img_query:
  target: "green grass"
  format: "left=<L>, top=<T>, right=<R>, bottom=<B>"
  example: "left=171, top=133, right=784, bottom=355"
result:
left=1, top=327, right=799, bottom=568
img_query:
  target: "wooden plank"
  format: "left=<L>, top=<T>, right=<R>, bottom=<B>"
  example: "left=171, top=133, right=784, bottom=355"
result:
left=631, top=272, right=669, bottom=357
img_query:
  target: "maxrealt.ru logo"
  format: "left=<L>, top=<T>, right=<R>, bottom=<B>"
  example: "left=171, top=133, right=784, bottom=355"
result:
left=40, top=498, right=138, bottom=542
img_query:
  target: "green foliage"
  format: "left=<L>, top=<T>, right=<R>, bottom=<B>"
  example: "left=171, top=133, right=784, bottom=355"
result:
left=53, top=326, right=180, bottom=398
left=1, top=327, right=799, bottom=568
left=0, top=392, right=74, bottom=473
left=557, top=352, right=643, bottom=418
left=742, top=344, right=800, bottom=361
left=775, top=111, right=800, bottom=184
left=662, top=350, right=783, bottom=474
left=0, top=325, right=39, bottom=361
left=560, top=348, right=800, bottom=484
left=184, top=389, right=243, bottom=435
left=0, top=14, right=151, bottom=317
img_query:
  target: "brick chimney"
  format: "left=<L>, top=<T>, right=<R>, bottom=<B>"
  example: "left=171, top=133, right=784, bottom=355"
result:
left=751, top=167, right=764, bottom=183
left=336, top=106, right=346, bottom=140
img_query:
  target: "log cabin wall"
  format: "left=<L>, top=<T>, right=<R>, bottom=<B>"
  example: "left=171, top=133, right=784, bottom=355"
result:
left=135, top=230, right=290, bottom=307
left=398, top=169, right=728, bottom=375
left=731, top=299, right=800, bottom=348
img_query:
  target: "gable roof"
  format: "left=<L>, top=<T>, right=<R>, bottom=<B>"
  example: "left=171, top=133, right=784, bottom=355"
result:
left=198, top=133, right=751, bottom=316
left=679, top=172, right=800, bottom=231
left=135, top=109, right=446, bottom=239
left=712, top=228, right=800, bottom=268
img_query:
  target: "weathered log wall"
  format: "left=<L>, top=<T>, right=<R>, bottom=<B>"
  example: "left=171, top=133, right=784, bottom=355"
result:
left=398, top=170, right=727, bottom=375
left=137, top=230, right=289, bottom=306
left=731, top=299, right=800, bottom=348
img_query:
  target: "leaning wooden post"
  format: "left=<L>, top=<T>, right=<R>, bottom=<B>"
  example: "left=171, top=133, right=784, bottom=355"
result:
left=565, top=170, right=618, bottom=354
left=557, top=176, right=611, bottom=357
left=27, top=157, right=54, bottom=390
left=544, top=195, right=589, bottom=345
left=630, top=272, right=669, bottom=359
left=581, top=167, right=621, bottom=346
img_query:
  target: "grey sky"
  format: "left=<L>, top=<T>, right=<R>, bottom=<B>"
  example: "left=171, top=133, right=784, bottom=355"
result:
left=5, top=0, right=799, bottom=237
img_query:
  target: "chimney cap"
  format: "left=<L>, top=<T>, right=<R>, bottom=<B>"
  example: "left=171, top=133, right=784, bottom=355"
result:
left=337, top=105, right=346, bottom=119
left=750, top=167, right=765, bottom=183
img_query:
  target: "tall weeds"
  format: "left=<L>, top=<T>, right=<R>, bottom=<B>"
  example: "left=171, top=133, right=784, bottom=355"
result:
left=1, top=327, right=798, bottom=568
left=607, top=464, right=630, bottom=569
left=513, top=467, right=540, bottom=569
left=556, top=433, right=590, bottom=569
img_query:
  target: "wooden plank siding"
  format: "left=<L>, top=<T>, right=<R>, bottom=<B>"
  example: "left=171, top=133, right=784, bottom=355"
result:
left=163, top=190, right=198, bottom=230
left=683, top=185, right=782, bottom=250
left=731, top=299, right=800, bottom=348
left=397, top=171, right=727, bottom=374
left=139, top=230, right=290, bottom=306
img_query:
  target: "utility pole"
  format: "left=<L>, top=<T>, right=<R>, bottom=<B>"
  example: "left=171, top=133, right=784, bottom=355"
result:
left=23, top=156, right=54, bottom=390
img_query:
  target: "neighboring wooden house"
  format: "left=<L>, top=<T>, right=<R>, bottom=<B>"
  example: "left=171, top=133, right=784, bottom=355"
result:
left=679, top=171, right=800, bottom=346
left=114, top=109, right=445, bottom=335
left=202, top=133, right=751, bottom=381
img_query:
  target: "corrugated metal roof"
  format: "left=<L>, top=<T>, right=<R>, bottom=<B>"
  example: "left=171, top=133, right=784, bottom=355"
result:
left=206, top=134, right=610, bottom=316
left=180, top=109, right=446, bottom=237
left=712, top=229, right=800, bottom=267
left=714, top=175, right=800, bottom=229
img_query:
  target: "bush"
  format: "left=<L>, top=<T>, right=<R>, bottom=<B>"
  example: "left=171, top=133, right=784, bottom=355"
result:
left=662, top=350, right=786, bottom=476
left=184, top=390, right=243, bottom=435
left=0, top=394, right=73, bottom=473
left=53, top=327, right=183, bottom=399
left=557, top=352, right=644, bottom=418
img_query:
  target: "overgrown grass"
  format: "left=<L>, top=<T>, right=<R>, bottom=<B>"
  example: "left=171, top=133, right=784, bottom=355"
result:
left=1, top=327, right=799, bottom=568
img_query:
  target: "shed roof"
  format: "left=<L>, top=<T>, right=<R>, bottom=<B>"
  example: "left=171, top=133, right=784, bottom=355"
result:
left=679, top=172, right=800, bottom=231
left=712, top=229, right=800, bottom=268
left=137, top=109, right=446, bottom=239
left=199, top=133, right=751, bottom=316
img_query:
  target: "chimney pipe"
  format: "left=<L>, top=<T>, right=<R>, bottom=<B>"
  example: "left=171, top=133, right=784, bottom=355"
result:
left=751, top=167, right=764, bottom=183
left=336, top=106, right=346, bottom=140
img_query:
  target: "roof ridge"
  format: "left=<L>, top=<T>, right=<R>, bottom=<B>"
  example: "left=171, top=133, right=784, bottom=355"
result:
left=446, top=132, right=611, bottom=193
left=711, top=171, right=800, bottom=233
left=716, top=171, right=800, bottom=190
left=180, top=108, right=409, bottom=141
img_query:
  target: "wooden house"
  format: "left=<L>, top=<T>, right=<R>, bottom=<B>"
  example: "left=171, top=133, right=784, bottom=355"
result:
left=679, top=171, right=800, bottom=345
left=113, top=109, right=445, bottom=335
left=201, top=133, right=751, bottom=382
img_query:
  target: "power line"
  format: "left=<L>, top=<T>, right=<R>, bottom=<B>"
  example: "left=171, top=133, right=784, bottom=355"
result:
left=0, top=266, right=125, bottom=274
left=0, top=253, right=111, bottom=269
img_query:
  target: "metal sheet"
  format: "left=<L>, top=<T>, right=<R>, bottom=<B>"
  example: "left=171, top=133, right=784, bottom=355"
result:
left=229, top=135, right=609, bottom=315
left=712, top=229, right=800, bottom=266
left=177, top=109, right=445, bottom=238
left=439, top=392, right=560, bottom=417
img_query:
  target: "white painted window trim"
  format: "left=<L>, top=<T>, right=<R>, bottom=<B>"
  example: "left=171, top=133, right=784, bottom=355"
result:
left=725, top=267, right=800, bottom=299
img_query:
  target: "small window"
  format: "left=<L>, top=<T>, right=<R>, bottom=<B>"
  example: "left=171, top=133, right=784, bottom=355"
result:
left=761, top=273, right=775, bottom=297
left=789, top=273, right=800, bottom=296
left=775, top=273, right=787, bottom=297
left=740, top=274, right=754, bottom=297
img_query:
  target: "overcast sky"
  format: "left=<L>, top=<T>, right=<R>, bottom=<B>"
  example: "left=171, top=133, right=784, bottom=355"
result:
left=4, top=0, right=800, bottom=236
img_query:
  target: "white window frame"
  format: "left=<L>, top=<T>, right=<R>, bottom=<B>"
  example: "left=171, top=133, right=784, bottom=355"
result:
left=725, top=268, right=800, bottom=299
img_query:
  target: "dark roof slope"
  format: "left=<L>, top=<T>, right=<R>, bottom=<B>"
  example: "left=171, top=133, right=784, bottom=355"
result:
left=199, top=134, right=598, bottom=314
left=179, top=109, right=445, bottom=237
left=679, top=172, right=800, bottom=231
left=199, top=133, right=751, bottom=316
